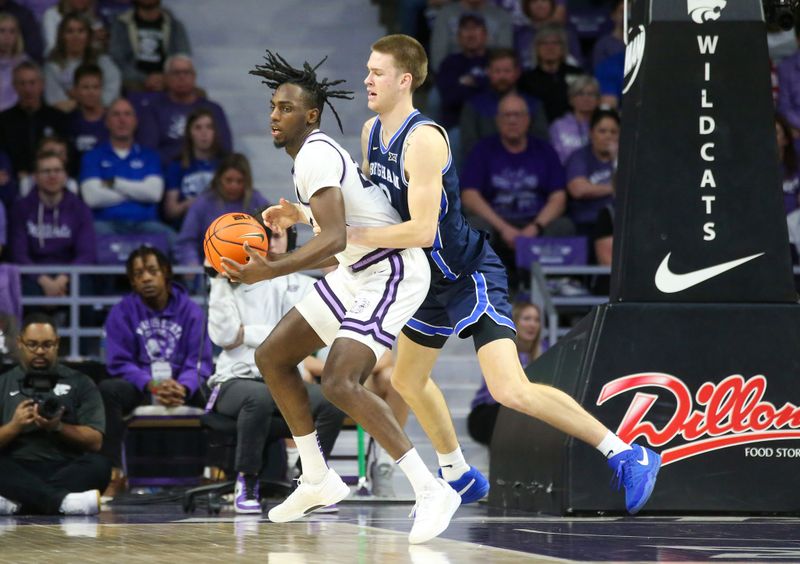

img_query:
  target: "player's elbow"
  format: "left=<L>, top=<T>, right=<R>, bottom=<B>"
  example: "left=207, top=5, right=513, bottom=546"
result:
left=326, top=229, right=347, bottom=255
left=417, top=225, right=437, bottom=248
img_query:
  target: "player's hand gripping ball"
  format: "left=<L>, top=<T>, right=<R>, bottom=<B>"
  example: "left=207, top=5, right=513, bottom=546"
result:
left=203, top=213, right=269, bottom=274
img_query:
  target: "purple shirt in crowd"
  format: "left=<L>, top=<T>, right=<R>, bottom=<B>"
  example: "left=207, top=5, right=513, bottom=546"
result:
left=782, top=163, right=800, bottom=214
left=165, top=157, right=218, bottom=201
left=565, top=145, right=615, bottom=226
left=136, top=92, right=232, bottom=165
left=548, top=112, right=590, bottom=164
left=435, top=52, right=489, bottom=129
left=68, top=109, right=109, bottom=158
left=461, top=134, right=565, bottom=225
left=175, top=190, right=269, bottom=266
left=9, top=189, right=96, bottom=265
left=104, top=282, right=213, bottom=394
left=778, top=51, right=800, bottom=131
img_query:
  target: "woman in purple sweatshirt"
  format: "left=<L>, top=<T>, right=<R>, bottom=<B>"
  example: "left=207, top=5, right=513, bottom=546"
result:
left=10, top=150, right=95, bottom=295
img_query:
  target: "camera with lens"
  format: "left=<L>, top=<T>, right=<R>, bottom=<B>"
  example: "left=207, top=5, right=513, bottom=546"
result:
left=21, top=370, right=62, bottom=420
left=764, top=0, right=799, bottom=31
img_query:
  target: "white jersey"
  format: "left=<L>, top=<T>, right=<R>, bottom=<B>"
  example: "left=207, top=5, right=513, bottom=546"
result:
left=292, top=130, right=401, bottom=267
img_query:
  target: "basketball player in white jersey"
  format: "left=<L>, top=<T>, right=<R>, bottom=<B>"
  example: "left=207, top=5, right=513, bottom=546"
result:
left=221, top=51, right=460, bottom=544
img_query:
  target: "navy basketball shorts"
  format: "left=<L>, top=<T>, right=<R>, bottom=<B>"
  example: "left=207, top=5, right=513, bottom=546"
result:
left=403, top=250, right=516, bottom=348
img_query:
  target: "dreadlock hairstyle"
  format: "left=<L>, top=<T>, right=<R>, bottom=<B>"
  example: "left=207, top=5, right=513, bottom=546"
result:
left=249, top=50, right=354, bottom=133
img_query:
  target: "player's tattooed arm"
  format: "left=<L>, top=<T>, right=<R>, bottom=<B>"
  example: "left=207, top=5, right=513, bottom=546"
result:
left=349, top=125, right=444, bottom=249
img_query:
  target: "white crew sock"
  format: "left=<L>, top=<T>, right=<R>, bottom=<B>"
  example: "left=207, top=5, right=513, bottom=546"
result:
left=437, top=446, right=470, bottom=481
left=293, top=431, right=328, bottom=484
left=397, top=448, right=437, bottom=497
left=596, top=431, right=632, bottom=459
left=285, top=446, right=300, bottom=472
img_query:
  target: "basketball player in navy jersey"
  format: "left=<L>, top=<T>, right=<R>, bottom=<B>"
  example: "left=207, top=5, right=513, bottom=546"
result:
left=222, top=51, right=460, bottom=543
left=349, top=35, right=661, bottom=514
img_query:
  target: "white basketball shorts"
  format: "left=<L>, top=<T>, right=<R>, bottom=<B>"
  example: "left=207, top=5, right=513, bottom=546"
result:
left=295, top=247, right=430, bottom=360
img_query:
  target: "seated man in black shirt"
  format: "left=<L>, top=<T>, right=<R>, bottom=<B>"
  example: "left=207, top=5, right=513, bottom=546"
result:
left=0, top=312, right=109, bottom=515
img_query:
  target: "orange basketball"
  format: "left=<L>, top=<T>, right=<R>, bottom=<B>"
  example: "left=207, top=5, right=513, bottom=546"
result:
left=203, top=212, right=269, bottom=274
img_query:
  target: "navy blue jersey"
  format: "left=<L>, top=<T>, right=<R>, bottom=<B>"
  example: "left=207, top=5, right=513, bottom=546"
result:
left=367, top=110, right=488, bottom=281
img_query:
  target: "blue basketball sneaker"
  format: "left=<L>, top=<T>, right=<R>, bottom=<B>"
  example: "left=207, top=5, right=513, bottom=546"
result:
left=608, top=444, right=661, bottom=514
left=437, top=466, right=489, bottom=504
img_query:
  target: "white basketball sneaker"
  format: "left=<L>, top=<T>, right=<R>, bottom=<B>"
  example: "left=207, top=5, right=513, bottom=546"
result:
left=267, top=468, right=349, bottom=523
left=59, top=490, right=100, bottom=515
left=0, top=495, right=19, bottom=515
left=408, top=478, right=461, bottom=544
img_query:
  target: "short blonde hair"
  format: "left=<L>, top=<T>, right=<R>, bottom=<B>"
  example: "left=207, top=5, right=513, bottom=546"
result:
left=371, top=34, right=428, bottom=91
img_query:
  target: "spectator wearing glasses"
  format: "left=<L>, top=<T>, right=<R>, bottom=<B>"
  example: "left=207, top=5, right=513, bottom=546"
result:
left=137, top=54, right=232, bottom=166
left=461, top=93, right=568, bottom=284
left=9, top=149, right=96, bottom=296
left=548, top=75, right=600, bottom=164
left=0, top=312, right=108, bottom=515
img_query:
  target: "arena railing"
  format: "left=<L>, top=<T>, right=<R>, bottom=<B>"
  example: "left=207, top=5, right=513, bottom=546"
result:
left=16, top=264, right=800, bottom=359
left=18, top=265, right=207, bottom=359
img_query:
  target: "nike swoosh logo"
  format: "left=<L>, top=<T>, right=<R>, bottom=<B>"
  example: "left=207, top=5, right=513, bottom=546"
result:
left=637, top=449, right=649, bottom=466
left=9, top=390, right=19, bottom=396
left=240, top=232, right=265, bottom=242
left=457, top=478, right=476, bottom=496
left=372, top=146, right=379, bottom=150
left=654, top=252, right=765, bottom=293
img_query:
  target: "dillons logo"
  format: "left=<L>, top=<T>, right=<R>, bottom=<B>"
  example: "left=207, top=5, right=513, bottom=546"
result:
left=687, top=0, right=727, bottom=24
left=597, top=373, right=800, bottom=466
left=622, top=25, right=646, bottom=95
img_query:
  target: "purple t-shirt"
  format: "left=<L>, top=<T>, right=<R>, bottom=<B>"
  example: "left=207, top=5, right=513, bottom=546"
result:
left=548, top=113, right=589, bottom=164
left=136, top=92, right=232, bottom=165
left=68, top=109, right=109, bottom=158
left=782, top=163, right=800, bottom=214
left=565, top=145, right=615, bottom=226
left=461, top=134, right=565, bottom=224
left=165, top=157, right=218, bottom=201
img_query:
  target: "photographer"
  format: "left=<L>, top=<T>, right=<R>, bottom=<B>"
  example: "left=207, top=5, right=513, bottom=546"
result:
left=0, top=313, right=108, bottom=515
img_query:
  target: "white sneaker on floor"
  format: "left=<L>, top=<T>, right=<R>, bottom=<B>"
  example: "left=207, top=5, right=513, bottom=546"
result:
left=0, top=495, right=19, bottom=515
left=267, top=468, right=349, bottom=523
left=408, top=478, right=461, bottom=545
left=59, top=490, right=100, bottom=516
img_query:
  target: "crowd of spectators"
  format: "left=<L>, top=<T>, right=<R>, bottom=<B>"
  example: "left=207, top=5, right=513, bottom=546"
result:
left=0, top=0, right=240, bottom=281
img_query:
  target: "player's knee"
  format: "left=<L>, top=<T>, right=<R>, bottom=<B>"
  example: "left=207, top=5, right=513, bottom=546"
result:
left=490, top=380, right=530, bottom=414
left=320, top=376, right=357, bottom=408
left=390, top=370, right=422, bottom=398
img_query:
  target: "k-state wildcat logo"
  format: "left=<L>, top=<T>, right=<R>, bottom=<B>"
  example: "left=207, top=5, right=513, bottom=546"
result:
left=597, top=373, right=800, bottom=466
left=687, top=0, right=727, bottom=24
left=622, top=25, right=645, bottom=95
